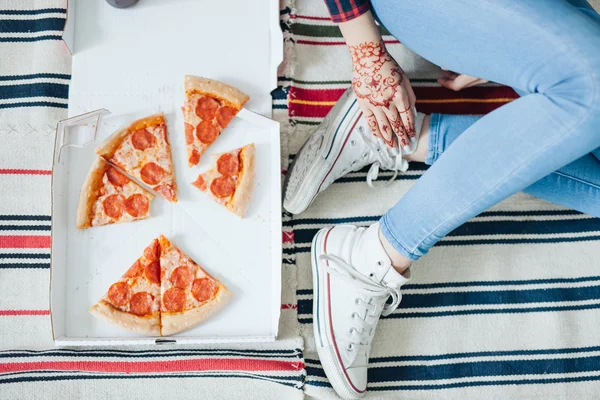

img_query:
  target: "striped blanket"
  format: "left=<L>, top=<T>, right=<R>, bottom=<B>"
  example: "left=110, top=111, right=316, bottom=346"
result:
left=280, top=0, right=600, bottom=398
left=0, top=1, right=304, bottom=399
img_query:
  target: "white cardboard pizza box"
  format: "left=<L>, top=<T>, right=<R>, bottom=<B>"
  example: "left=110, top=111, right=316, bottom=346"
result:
left=51, top=0, right=283, bottom=345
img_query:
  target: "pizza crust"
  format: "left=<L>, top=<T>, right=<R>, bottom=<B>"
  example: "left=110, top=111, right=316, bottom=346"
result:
left=228, top=143, right=256, bottom=218
left=160, top=284, right=232, bottom=336
left=184, top=75, right=249, bottom=109
left=96, top=113, right=165, bottom=159
left=89, top=300, right=160, bottom=336
left=76, top=157, right=109, bottom=229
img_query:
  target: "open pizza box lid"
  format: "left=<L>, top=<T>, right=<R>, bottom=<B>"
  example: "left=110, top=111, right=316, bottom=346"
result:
left=51, top=0, right=283, bottom=346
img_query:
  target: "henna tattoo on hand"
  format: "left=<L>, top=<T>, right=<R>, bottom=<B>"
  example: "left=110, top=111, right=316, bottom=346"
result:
left=349, top=40, right=405, bottom=109
left=366, top=114, right=379, bottom=135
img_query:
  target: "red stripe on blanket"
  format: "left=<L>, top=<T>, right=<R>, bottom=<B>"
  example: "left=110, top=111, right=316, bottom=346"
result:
left=0, top=236, right=51, bottom=248
left=289, top=85, right=519, bottom=118
left=0, top=310, right=50, bottom=316
left=0, top=359, right=305, bottom=373
left=0, top=169, right=51, bottom=175
left=297, top=39, right=400, bottom=46
left=282, top=304, right=298, bottom=310
left=283, top=231, right=295, bottom=244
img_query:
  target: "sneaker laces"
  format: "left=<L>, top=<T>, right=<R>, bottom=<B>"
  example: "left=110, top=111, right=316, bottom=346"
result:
left=358, top=129, right=409, bottom=188
left=320, top=253, right=403, bottom=351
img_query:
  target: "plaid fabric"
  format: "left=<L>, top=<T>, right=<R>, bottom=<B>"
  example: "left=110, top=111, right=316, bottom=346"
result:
left=323, top=0, right=370, bottom=23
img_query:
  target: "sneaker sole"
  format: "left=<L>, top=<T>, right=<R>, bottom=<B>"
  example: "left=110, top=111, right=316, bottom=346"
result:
left=283, top=95, right=362, bottom=215
left=311, top=228, right=365, bottom=399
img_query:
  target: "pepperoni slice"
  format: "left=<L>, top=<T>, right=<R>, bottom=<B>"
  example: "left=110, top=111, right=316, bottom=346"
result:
left=196, top=120, right=219, bottom=144
left=185, top=123, right=195, bottom=145
left=163, top=287, right=187, bottom=312
left=129, top=292, right=153, bottom=316
left=103, top=194, right=126, bottom=219
left=131, top=128, right=156, bottom=151
left=106, top=167, right=130, bottom=187
left=170, top=266, right=194, bottom=289
left=192, top=278, right=216, bottom=303
left=145, top=261, right=160, bottom=284
left=124, top=260, right=143, bottom=278
left=216, top=153, right=239, bottom=176
left=107, top=282, right=131, bottom=307
left=195, top=96, right=219, bottom=120
left=140, top=162, right=165, bottom=185
left=216, top=106, right=237, bottom=128
left=143, top=239, right=160, bottom=261
left=154, top=185, right=176, bottom=202
left=125, top=194, right=149, bottom=217
left=192, top=175, right=206, bottom=191
left=210, top=176, right=235, bottom=198
left=189, top=149, right=200, bottom=165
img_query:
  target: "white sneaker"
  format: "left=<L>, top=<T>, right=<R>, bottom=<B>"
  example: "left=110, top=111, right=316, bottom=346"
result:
left=311, top=223, right=410, bottom=399
left=283, top=88, right=423, bottom=215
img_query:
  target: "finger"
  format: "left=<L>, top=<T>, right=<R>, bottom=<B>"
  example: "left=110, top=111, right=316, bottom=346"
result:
left=385, top=104, right=409, bottom=150
left=395, top=91, right=416, bottom=141
left=440, top=69, right=459, bottom=80
left=372, top=108, right=395, bottom=148
left=403, top=76, right=417, bottom=108
left=437, top=77, right=462, bottom=91
left=365, top=112, right=383, bottom=140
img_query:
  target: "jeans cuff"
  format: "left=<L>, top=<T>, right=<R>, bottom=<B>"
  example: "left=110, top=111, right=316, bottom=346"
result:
left=424, top=113, right=442, bottom=166
left=379, top=214, right=421, bottom=261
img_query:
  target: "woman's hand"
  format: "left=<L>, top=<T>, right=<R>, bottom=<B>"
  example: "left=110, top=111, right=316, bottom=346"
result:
left=437, top=69, right=488, bottom=91
left=349, top=40, right=416, bottom=150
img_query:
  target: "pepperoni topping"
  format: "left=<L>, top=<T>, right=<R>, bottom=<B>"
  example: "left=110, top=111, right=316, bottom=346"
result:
left=192, top=278, right=216, bottom=303
left=192, top=175, right=206, bottom=191
left=195, top=96, right=219, bottom=120
left=103, top=194, right=126, bottom=219
left=124, top=260, right=143, bottom=278
left=154, top=185, right=176, bottom=202
left=129, top=292, right=153, bottom=316
left=106, top=167, right=130, bottom=187
left=145, top=261, right=160, bottom=284
left=163, top=287, right=187, bottom=312
left=216, top=106, right=237, bottom=128
left=140, top=162, right=165, bottom=185
left=196, top=120, right=219, bottom=144
left=216, top=153, right=240, bottom=176
left=189, top=149, right=200, bottom=165
left=125, top=194, right=149, bottom=217
left=143, top=239, right=160, bottom=261
left=107, top=282, right=131, bottom=307
left=210, top=176, right=235, bottom=198
left=131, top=128, right=156, bottom=151
left=170, top=266, right=194, bottom=289
left=185, top=123, right=195, bottom=145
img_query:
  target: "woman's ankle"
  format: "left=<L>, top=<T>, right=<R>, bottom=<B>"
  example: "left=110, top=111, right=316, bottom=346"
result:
left=378, top=229, right=412, bottom=274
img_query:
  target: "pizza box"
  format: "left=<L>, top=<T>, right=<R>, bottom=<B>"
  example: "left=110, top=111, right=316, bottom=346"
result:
left=50, top=0, right=283, bottom=346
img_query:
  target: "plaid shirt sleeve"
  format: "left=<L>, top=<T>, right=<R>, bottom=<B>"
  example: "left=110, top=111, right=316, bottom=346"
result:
left=324, top=0, right=371, bottom=23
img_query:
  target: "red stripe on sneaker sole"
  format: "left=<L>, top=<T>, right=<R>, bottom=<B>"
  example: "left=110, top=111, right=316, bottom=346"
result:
left=324, top=228, right=366, bottom=395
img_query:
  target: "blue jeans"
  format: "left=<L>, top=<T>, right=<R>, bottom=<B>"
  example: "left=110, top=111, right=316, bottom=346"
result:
left=372, top=0, right=600, bottom=261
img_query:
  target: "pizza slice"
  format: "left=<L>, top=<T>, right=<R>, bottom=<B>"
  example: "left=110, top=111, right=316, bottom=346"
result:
left=183, top=75, right=249, bottom=166
left=76, top=157, right=155, bottom=229
left=96, top=113, right=178, bottom=203
left=89, top=238, right=162, bottom=335
left=192, top=143, right=256, bottom=218
left=158, top=235, right=232, bottom=336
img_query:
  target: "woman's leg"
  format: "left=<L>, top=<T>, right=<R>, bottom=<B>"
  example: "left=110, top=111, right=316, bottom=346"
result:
left=369, top=0, right=600, bottom=260
left=422, top=113, right=600, bottom=217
